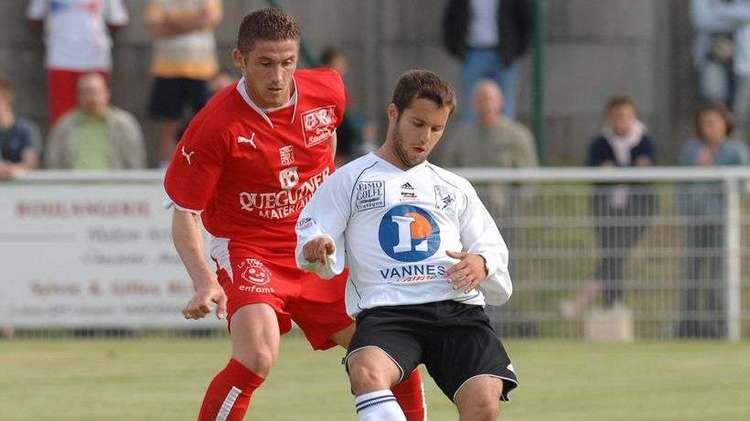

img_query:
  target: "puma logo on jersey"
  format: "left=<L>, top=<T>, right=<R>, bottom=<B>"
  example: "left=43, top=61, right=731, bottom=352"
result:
left=238, top=133, right=257, bottom=148
left=181, top=146, right=195, bottom=165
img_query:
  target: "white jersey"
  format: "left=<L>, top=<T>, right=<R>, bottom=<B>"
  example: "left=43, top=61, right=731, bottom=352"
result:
left=295, top=152, right=512, bottom=317
left=27, top=0, right=129, bottom=70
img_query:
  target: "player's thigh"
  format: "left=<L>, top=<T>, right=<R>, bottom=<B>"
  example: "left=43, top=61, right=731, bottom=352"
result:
left=424, top=307, right=518, bottom=402
left=289, top=271, right=353, bottom=350
left=345, top=307, right=425, bottom=385
left=229, top=303, right=281, bottom=373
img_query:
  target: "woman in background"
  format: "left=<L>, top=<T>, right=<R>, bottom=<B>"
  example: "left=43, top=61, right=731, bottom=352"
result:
left=677, top=102, right=749, bottom=338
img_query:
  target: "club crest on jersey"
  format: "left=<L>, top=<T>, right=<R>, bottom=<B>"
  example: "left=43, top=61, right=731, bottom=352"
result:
left=239, top=258, right=271, bottom=285
left=301, top=105, right=337, bottom=147
left=355, top=180, right=385, bottom=211
left=378, top=205, right=440, bottom=262
left=279, top=167, right=299, bottom=190
left=434, top=185, right=457, bottom=213
left=279, top=145, right=294, bottom=166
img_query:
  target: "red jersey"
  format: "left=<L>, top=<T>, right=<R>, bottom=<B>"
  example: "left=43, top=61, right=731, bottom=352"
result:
left=164, top=68, right=346, bottom=253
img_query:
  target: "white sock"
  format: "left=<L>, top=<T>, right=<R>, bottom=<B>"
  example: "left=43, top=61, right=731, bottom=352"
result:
left=354, top=390, right=406, bottom=421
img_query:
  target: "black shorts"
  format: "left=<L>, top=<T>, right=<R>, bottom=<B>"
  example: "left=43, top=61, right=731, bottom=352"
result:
left=148, top=77, right=209, bottom=119
left=345, top=300, right=518, bottom=402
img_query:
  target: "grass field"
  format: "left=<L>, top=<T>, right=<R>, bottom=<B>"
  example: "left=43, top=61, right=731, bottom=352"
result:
left=1, top=335, right=749, bottom=420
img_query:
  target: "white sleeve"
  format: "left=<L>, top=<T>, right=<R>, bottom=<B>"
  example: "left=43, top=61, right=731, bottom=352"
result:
left=27, top=0, right=48, bottom=19
left=295, top=172, right=350, bottom=279
left=459, top=183, right=512, bottom=306
left=104, top=0, right=129, bottom=25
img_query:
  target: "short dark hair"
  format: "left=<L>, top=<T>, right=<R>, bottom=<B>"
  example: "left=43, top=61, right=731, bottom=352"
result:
left=237, top=8, right=301, bottom=53
left=606, top=95, right=636, bottom=113
left=695, top=102, right=734, bottom=139
left=391, top=70, right=456, bottom=116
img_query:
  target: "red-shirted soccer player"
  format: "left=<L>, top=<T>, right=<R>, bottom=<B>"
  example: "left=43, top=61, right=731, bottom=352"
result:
left=164, top=8, right=426, bottom=421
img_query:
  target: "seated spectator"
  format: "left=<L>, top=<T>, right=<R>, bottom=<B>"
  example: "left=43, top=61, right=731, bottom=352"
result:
left=561, top=96, right=657, bottom=319
left=676, top=102, right=749, bottom=338
left=45, top=73, right=145, bottom=169
left=0, top=77, right=41, bottom=180
left=433, top=79, right=538, bottom=169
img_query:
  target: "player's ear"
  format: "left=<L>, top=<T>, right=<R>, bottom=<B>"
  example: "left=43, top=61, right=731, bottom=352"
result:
left=387, top=103, right=399, bottom=123
left=231, top=49, right=246, bottom=71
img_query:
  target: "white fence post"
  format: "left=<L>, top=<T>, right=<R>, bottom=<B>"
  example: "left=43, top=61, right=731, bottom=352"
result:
left=724, top=177, right=742, bottom=342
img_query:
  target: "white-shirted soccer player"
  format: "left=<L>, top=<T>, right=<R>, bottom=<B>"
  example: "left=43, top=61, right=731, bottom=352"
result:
left=296, top=70, right=518, bottom=421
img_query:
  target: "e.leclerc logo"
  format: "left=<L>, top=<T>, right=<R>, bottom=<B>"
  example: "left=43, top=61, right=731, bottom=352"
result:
left=378, top=205, right=440, bottom=262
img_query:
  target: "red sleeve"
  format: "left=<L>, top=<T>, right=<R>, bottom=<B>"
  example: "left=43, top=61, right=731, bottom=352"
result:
left=163, top=119, right=226, bottom=212
left=329, top=69, right=347, bottom=129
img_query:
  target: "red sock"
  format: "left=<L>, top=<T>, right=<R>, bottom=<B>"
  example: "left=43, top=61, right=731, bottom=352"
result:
left=392, top=369, right=426, bottom=421
left=198, top=359, right=265, bottom=421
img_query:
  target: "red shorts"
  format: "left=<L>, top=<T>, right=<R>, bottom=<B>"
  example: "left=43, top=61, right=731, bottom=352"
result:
left=213, top=239, right=353, bottom=350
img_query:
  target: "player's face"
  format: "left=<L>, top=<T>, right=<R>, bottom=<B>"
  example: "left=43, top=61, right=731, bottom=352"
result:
left=388, top=98, right=451, bottom=168
left=233, top=39, right=299, bottom=108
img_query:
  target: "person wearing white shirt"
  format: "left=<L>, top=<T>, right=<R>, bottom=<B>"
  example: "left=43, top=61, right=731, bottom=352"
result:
left=296, top=70, right=517, bottom=421
left=27, top=0, right=129, bottom=124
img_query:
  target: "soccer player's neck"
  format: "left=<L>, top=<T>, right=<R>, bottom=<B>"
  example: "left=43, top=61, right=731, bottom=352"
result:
left=375, top=144, right=414, bottom=171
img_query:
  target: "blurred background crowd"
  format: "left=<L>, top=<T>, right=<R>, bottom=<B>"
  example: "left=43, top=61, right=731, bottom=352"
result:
left=3, top=0, right=750, bottom=341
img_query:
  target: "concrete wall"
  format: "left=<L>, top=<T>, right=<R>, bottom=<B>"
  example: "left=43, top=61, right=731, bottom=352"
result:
left=0, top=0, right=688, bottom=166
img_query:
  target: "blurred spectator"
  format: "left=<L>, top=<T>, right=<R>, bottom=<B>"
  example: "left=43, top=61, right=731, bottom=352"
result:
left=0, top=77, right=41, bottom=180
left=27, top=0, right=129, bottom=125
left=45, top=73, right=145, bottom=169
left=676, top=102, right=749, bottom=338
left=434, top=79, right=537, bottom=170
left=442, top=0, right=532, bottom=121
left=561, top=96, right=657, bottom=318
left=146, top=0, right=222, bottom=166
left=690, top=0, right=750, bottom=109
left=320, top=46, right=374, bottom=164
left=433, top=79, right=538, bottom=336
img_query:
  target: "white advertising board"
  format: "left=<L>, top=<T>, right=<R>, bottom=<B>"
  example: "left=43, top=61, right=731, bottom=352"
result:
left=0, top=177, right=220, bottom=328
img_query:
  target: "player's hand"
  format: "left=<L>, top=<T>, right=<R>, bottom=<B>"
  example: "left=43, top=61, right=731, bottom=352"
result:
left=182, top=282, right=227, bottom=320
left=302, top=236, right=335, bottom=266
left=446, top=251, right=488, bottom=294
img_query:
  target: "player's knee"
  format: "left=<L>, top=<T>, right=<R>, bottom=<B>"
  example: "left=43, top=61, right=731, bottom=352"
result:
left=348, top=362, right=392, bottom=394
left=233, top=348, right=276, bottom=377
left=458, top=394, right=500, bottom=420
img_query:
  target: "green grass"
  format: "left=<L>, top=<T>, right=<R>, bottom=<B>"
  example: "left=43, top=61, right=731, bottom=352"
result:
left=2, top=335, right=750, bottom=420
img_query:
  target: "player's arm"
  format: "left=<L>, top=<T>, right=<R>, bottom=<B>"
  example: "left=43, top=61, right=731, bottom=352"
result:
left=172, top=209, right=227, bottom=319
left=331, top=131, right=338, bottom=161
left=295, top=171, right=350, bottom=278
left=446, top=183, right=512, bottom=304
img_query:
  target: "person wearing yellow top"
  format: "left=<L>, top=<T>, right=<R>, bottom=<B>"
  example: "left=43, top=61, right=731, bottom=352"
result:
left=146, top=0, right=222, bottom=166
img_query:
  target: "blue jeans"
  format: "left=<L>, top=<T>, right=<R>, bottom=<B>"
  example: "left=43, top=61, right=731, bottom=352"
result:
left=461, top=48, right=521, bottom=121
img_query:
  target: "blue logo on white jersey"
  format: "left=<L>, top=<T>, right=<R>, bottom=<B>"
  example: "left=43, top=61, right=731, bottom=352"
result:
left=378, top=205, right=440, bottom=262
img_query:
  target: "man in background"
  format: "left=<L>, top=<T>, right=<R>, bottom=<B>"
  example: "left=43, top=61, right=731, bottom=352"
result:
left=146, top=0, right=222, bottom=167
left=27, top=0, right=129, bottom=124
left=45, top=73, right=145, bottom=170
